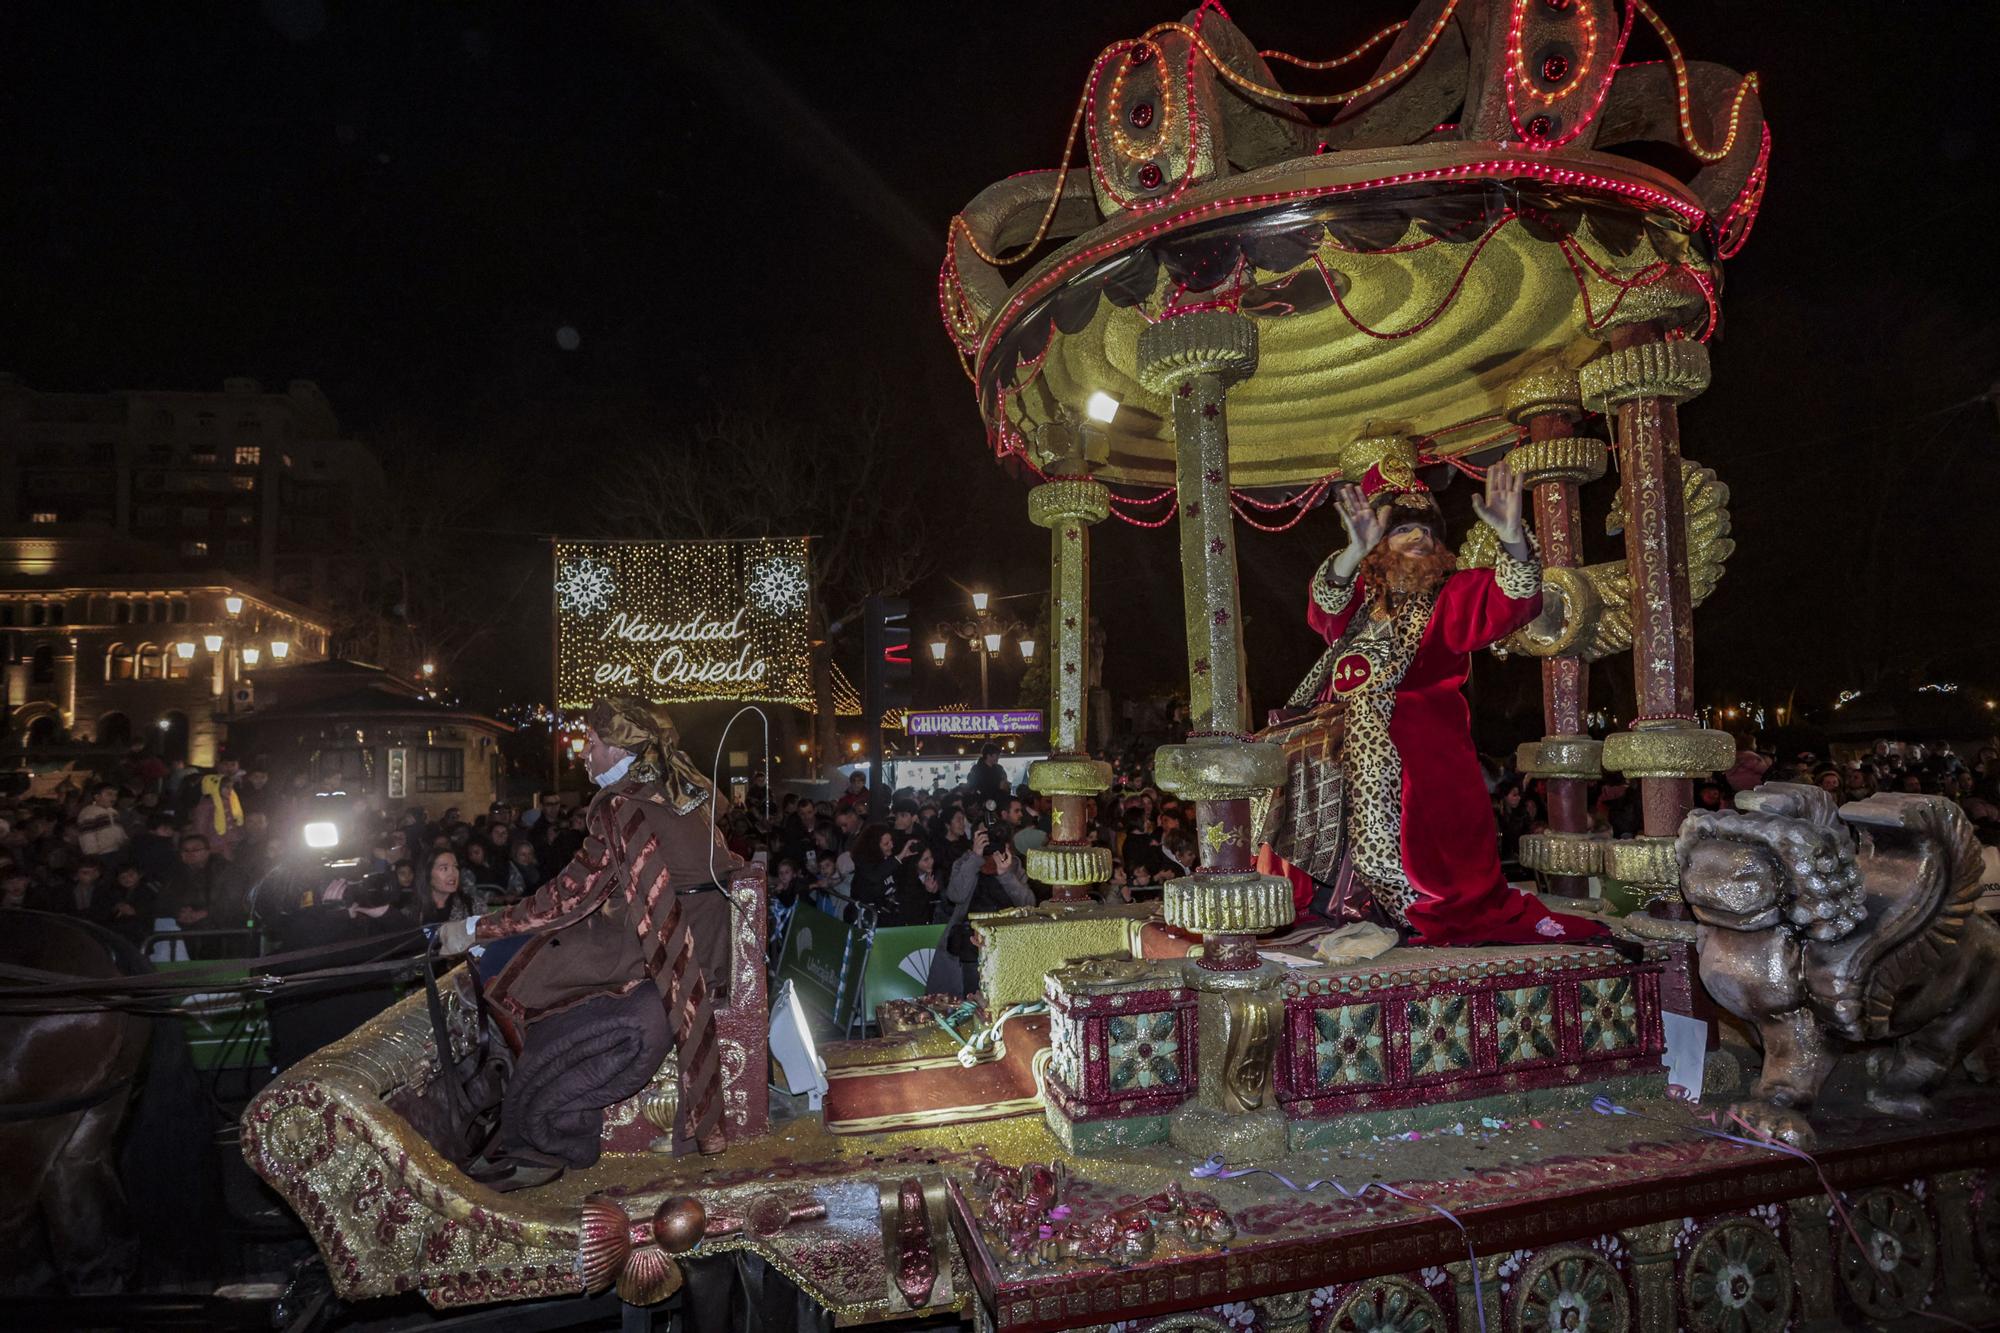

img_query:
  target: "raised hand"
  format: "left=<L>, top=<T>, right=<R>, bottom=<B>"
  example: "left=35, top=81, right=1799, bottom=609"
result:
left=1471, top=460, right=1526, bottom=549
left=1333, top=484, right=1385, bottom=555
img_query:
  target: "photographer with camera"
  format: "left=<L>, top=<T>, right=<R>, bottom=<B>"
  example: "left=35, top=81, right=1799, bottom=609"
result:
left=930, top=823, right=1033, bottom=995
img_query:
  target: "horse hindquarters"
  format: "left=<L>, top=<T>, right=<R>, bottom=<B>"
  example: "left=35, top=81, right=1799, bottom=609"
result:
left=0, top=1100, right=136, bottom=1296
left=41, top=1096, right=138, bottom=1293
left=0, top=1121, right=67, bottom=1294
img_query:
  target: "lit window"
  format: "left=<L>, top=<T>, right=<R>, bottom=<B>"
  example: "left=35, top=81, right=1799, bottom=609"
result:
left=181, top=540, right=209, bottom=558
left=234, top=446, right=261, bottom=466
left=28, top=512, right=56, bottom=524
left=232, top=476, right=257, bottom=491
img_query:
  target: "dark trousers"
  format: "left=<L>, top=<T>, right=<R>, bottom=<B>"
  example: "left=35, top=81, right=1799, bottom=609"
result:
left=493, top=986, right=671, bottom=1168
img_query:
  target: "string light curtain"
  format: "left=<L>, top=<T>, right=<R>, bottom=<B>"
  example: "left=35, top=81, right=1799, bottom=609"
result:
left=553, top=537, right=814, bottom=710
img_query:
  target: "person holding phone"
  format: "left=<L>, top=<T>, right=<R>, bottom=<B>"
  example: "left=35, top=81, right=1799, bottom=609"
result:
left=889, top=835, right=939, bottom=927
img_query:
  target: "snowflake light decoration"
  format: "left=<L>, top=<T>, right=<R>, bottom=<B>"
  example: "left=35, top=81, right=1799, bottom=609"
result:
left=749, top=556, right=810, bottom=615
left=555, top=555, right=617, bottom=617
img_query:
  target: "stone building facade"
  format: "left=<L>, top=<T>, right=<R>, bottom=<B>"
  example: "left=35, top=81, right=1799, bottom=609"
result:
left=1, top=577, right=330, bottom=767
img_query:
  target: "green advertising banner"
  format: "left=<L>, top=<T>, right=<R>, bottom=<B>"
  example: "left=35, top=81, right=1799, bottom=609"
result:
left=775, top=902, right=867, bottom=1032
left=861, top=924, right=948, bottom=1016
left=153, top=960, right=271, bottom=1071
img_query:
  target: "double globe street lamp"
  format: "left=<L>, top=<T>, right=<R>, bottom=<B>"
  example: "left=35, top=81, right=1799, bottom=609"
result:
left=169, top=595, right=292, bottom=711
left=930, top=590, right=1035, bottom=710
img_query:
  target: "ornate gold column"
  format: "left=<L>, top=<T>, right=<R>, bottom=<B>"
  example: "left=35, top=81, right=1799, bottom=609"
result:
left=1505, top=368, right=1608, bottom=895
left=1024, top=470, right=1114, bottom=903
left=1581, top=281, right=1735, bottom=896
left=1138, top=309, right=1292, bottom=1160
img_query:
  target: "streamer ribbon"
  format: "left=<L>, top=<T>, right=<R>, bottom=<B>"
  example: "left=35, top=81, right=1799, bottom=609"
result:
left=1190, top=1155, right=1487, bottom=1332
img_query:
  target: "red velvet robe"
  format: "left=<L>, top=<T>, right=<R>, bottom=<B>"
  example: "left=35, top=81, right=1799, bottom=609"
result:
left=1306, top=549, right=1608, bottom=946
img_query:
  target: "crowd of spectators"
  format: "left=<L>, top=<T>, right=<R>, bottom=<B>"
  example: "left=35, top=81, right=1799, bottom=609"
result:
left=16, top=728, right=1988, bottom=981
left=1490, top=737, right=2000, bottom=877
left=0, top=747, right=594, bottom=957
left=726, top=743, right=1208, bottom=992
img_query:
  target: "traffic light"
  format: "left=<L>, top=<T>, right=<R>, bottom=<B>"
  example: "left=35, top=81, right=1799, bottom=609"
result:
left=862, top=595, right=911, bottom=718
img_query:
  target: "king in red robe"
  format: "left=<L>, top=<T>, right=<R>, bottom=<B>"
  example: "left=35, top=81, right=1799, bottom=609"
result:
left=1292, top=446, right=1607, bottom=946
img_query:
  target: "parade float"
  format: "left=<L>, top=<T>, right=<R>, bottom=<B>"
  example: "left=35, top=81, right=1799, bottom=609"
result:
left=245, top=3, right=2000, bottom=1330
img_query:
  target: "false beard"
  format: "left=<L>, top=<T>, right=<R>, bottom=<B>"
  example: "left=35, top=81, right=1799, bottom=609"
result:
left=1359, top=542, right=1457, bottom=607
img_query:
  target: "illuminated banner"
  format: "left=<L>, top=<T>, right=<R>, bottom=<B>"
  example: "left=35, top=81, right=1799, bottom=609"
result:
left=554, top=537, right=813, bottom=710
left=904, top=709, right=1045, bottom=737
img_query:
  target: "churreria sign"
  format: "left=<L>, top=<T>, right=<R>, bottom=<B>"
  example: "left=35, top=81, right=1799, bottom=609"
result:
left=553, top=537, right=814, bottom=709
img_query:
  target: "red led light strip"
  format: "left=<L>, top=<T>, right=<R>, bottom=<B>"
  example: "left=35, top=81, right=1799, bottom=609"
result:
left=1508, top=0, right=1603, bottom=109
left=1632, top=0, right=1758, bottom=163
left=1259, top=21, right=1405, bottom=71
left=1505, top=0, right=1638, bottom=151
left=1231, top=493, right=1323, bottom=532
left=1316, top=212, right=1515, bottom=342
left=1109, top=498, right=1181, bottom=528
left=972, top=157, right=1706, bottom=382
left=1714, top=122, right=1771, bottom=260
left=946, top=1, right=1462, bottom=273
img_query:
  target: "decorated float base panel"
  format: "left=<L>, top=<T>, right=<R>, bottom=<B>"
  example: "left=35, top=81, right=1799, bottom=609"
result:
left=245, top=955, right=2000, bottom=1333
left=1042, top=942, right=1667, bottom=1150
left=955, top=1090, right=2000, bottom=1333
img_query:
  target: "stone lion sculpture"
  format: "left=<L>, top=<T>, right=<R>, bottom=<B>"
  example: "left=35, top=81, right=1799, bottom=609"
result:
left=1676, top=781, right=2000, bottom=1146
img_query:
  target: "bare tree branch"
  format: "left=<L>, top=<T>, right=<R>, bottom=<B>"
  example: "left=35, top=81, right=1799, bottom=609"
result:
left=593, top=396, right=937, bottom=613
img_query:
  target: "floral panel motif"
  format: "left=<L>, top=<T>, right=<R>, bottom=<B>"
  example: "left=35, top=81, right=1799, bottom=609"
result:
left=1314, top=1003, right=1387, bottom=1088
left=1579, top=976, right=1640, bottom=1054
left=1049, top=1011, right=1085, bottom=1095
left=1405, top=995, right=1473, bottom=1080
left=1330, top=1275, right=1447, bottom=1331
left=1496, top=985, right=1558, bottom=1065
left=1106, top=1011, right=1180, bottom=1092
left=1683, top=1218, right=1792, bottom=1332
left=1514, top=1247, right=1629, bottom=1331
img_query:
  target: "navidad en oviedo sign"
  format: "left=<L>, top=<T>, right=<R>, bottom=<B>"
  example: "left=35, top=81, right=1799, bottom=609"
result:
left=904, top=709, right=1045, bottom=737
left=553, top=537, right=814, bottom=710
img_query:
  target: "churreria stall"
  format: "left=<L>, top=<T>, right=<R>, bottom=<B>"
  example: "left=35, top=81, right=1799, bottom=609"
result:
left=244, top=3, right=2000, bottom=1330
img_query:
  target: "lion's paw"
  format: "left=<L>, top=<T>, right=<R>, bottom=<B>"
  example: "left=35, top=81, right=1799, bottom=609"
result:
left=1729, top=1099, right=1817, bottom=1149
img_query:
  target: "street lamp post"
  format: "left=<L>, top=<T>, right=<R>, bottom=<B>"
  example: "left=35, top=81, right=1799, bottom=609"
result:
left=221, top=595, right=243, bottom=714
left=204, top=631, right=227, bottom=708
left=932, top=592, right=1032, bottom=711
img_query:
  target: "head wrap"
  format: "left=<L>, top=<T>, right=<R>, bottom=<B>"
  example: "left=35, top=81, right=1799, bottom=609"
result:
left=587, top=695, right=712, bottom=814
left=1341, top=435, right=1446, bottom=541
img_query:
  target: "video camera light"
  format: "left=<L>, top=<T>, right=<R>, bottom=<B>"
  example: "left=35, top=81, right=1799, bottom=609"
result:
left=303, top=821, right=340, bottom=850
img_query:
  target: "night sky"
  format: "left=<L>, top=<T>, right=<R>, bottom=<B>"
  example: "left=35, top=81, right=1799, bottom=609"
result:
left=7, top=1, right=1998, bottom=744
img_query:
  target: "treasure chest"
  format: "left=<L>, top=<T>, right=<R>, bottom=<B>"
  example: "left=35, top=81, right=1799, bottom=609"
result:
left=1256, top=701, right=1348, bottom=883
